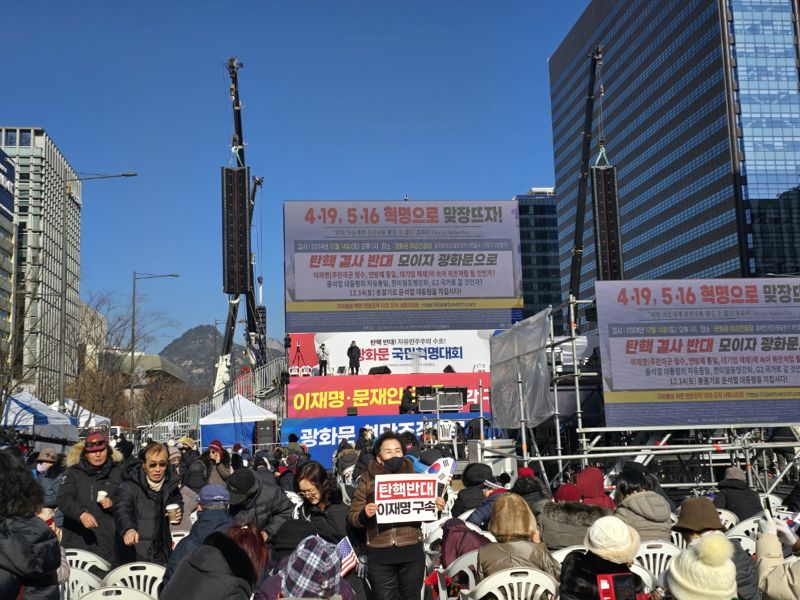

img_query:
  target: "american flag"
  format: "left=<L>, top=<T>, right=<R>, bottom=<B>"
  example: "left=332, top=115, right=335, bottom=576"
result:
left=338, top=536, right=359, bottom=577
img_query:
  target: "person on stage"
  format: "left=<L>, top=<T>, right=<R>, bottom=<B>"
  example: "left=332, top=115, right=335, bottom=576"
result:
left=399, top=386, right=418, bottom=414
left=317, top=343, right=329, bottom=376
left=347, top=341, right=361, bottom=375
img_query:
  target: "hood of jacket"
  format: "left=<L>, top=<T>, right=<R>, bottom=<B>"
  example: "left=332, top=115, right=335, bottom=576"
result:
left=0, top=516, right=61, bottom=579
left=66, top=440, right=123, bottom=472
left=541, top=500, right=611, bottom=527
left=188, top=510, right=234, bottom=544
left=617, top=491, right=671, bottom=522
left=575, top=467, right=606, bottom=498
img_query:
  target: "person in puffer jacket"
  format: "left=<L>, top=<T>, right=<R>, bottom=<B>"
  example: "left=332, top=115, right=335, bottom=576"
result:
left=114, top=442, right=183, bottom=565
left=0, top=448, right=62, bottom=600
left=713, top=466, right=764, bottom=521
left=612, top=469, right=672, bottom=542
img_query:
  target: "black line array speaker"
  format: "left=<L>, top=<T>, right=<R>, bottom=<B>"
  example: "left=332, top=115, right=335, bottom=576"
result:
left=222, top=166, right=251, bottom=294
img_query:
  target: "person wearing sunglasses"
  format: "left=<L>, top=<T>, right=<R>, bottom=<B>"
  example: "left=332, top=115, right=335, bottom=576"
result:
left=115, top=442, right=183, bottom=565
left=199, top=439, right=233, bottom=486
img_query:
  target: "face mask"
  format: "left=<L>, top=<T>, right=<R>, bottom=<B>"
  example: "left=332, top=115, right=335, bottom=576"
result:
left=382, top=457, right=405, bottom=473
left=36, top=463, right=49, bottom=473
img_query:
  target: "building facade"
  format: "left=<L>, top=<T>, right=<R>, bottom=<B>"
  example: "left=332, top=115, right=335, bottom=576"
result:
left=0, top=148, right=14, bottom=361
left=550, top=0, right=800, bottom=301
left=515, top=188, right=564, bottom=331
left=0, top=127, right=81, bottom=402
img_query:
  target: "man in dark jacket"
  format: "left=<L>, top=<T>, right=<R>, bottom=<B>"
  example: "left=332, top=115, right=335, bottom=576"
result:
left=162, top=484, right=234, bottom=588
left=347, top=340, right=361, bottom=375
left=32, top=448, right=64, bottom=520
left=58, top=432, right=125, bottom=566
left=227, top=468, right=294, bottom=540
left=713, top=466, right=764, bottom=521
left=673, top=497, right=759, bottom=600
left=451, top=463, right=493, bottom=518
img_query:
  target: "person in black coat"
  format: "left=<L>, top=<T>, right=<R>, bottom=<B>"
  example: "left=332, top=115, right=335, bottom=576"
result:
left=0, top=448, right=62, bottom=600
left=713, top=466, right=764, bottom=521
left=160, top=525, right=268, bottom=600
left=58, top=432, right=125, bottom=566
left=226, top=468, right=295, bottom=540
left=114, top=442, right=183, bottom=565
left=347, top=340, right=361, bottom=375
left=452, top=463, right=494, bottom=518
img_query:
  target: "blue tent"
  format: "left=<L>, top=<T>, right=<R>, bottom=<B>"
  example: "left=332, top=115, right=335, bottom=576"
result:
left=198, top=394, right=277, bottom=450
left=1, top=391, right=79, bottom=442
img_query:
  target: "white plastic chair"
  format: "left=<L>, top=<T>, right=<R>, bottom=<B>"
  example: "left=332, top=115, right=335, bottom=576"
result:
left=629, top=564, right=657, bottom=593
left=65, top=548, right=112, bottom=573
left=81, top=587, right=155, bottom=599
left=726, top=515, right=762, bottom=539
left=761, top=493, right=784, bottom=512
left=669, top=529, right=687, bottom=550
left=669, top=512, right=679, bottom=526
left=729, top=534, right=757, bottom=558
left=458, top=508, right=476, bottom=521
left=550, top=544, right=587, bottom=564
left=437, top=549, right=479, bottom=599
left=104, top=562, right=165, bottom=599
left=299, top=365, right=313, bottom=377
left=170, top=530, right=189, bottom=549
left=288, top=365, right=300, bottom=377
left=716, top=508, right=739, bottom=530
left=463, top=521, right=496, bottom=541
left=67, top=567, right=104, bottom=599
left=633, top=541, right=682, bottom=585
left=461, top=567, right=558, bottom=600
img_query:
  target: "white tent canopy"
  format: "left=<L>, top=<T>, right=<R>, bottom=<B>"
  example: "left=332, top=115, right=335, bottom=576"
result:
left=198, top=394, right=277, bottom=449
left=49, top=398, right=111, bottom=428
left=1, top=391, right=79, bottom=442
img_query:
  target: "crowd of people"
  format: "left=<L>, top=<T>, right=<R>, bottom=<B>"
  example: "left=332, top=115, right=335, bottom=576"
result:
left=2, top=427, right=800, bottom=599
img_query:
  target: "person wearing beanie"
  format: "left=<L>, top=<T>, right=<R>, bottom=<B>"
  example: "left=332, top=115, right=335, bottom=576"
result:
left=613, top=469, right=672, bottom=542
left=575, top=466, right=616, bottom=509
left=199, top=440, right=233, bottom=486
left=558, top=516, right=645, bottom=600
left=477, top=493, right=560, bottom=581
left=452, top=463, right=495, bottom=518
left=667, top=532, right=737, bottom=600
left=226, top=466, right=294, bottom=540
left=673, top=497, right=759, bottom=599
left=539, top=483, right=610, bottom=551
left=713, top=466, right=763, bottom=521
left=161, top=483, right=234, bottom=589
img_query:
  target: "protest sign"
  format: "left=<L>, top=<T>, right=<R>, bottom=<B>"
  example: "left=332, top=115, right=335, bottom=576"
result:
left=374, top=474, right=438, bottom=524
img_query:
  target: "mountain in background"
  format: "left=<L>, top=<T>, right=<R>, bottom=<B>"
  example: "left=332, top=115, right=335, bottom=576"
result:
left=159, top=325, right=284, bottom=391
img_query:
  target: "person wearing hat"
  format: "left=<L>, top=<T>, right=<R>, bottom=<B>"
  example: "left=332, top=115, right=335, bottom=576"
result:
left=558, top=515, right=645, bottom=600
left=451, top=463, right=496, bottom=518
left=162, top=483, right=234, bottom=588
left=465, top=472, right=508, bottom=530
left=317, top=342, right=329, bottom=377
left=226, top=466, right=294, bottom=540
left=713, top=466, right=763, bottom=521
left=263, top=518, right=319, bottom=575
left=57, top=431, right=125, bottom=566
left=673, top=497, right=759, bottom=599
left=31, top=448, right=63, bottom=521
left=114, top=442, right=183, bottom=565
left=199, top=439, right=233, bottom=486
left=255, top=534, right=356, bottom=600
left=667, top=532, right=738, bottom=600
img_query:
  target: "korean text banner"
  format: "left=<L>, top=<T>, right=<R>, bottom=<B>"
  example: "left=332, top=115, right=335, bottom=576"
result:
left=287, top=372, right=491, bottom=418
left=596, top=278, right=800, bottom=426
left=374, top=474, right=438, bottom=523
left=281, top=412, right=480, bottom=468
left=284, top=200, right=523, bottom=332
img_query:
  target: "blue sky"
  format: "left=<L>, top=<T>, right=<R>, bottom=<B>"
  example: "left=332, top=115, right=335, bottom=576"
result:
left=2, top=1, right=588, bottom=351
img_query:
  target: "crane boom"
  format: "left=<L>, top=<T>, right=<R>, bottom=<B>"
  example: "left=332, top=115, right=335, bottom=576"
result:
left=568, top=46, right=603, bottom=301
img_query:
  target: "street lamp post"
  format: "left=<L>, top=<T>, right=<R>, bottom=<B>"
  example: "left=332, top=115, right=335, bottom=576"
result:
left=57, top=172, right=137, bottom=413
left=129, top=271, right=179, bottom=427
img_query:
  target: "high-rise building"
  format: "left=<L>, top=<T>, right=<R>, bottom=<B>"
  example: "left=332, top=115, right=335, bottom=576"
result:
left=515, top=188, right=563, bottom=330
left=0, top=127, right=81, bottom=402
left=550, top=0, right=800, bottom=301
left=0, top=149, right=14, bottom=362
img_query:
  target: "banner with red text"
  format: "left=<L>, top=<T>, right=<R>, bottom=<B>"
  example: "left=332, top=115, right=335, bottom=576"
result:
left=287, top=372, right=491, bottom=418
left=284, top=200, right=523, bottom=332
left=596, top=278, right=800, bottom=426
left=374, top=474, right=438, bottom=523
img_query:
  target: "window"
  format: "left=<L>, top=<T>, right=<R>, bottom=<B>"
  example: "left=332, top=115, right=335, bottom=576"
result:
left=19, top=130, right=31, bottom=146
left=4, top=130, right=16, bottom=146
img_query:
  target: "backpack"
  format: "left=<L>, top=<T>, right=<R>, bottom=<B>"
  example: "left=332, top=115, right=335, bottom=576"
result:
left=440, top=518, right=492, bottom=569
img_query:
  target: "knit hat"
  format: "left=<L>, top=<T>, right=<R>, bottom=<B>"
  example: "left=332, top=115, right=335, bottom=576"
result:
left=554, top=483, right=582, bottom=502
left=517, top=467, right=535, bottom=479
left=84, top=432, right=108, bottom=453
left=168, top=447, right=181, bottom=461
left=207, top=439, right=223, bottom=453
left=281, top=535, right=341, bottom=599
left=583, top=516, right=641, bottom=564
left=462, top=463, right=494, bottom=488
left=38, top=448, right=58, bottom=463
left=226, top=468, right=258, bottom=505
left=724, top=466, right=746, bottom=482
left=198, top=483, right=230, bottom=509
left=674, top=497, right=724, bottom=532
left=667, top=532, right=736, bottom=599
left=177, top=436, right=195, bottom=450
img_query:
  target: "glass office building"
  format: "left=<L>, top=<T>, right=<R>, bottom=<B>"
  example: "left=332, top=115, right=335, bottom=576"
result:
left=550, top=0, right=800, bottom=301
left=515, top=188, right=563, bottom=330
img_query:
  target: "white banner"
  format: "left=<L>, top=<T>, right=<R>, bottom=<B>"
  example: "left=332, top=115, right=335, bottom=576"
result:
left=374, top=474, right=438, bottom=524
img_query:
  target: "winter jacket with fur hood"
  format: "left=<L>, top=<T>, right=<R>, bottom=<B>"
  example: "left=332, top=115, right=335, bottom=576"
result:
left=539, top=500, right=611, bottom=551
left=614, top=490, right=672, bottom=542
left=0, top=516, right=61, bottom=600
left=159, top=531, right=256, bottom=600
left=57, top=441, right=124, bottom=565
left=113, top=460, right=182, bottom=565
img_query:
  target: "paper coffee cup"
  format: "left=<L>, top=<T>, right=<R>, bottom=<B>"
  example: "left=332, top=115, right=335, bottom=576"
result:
left=166, top=503, right=180, bottom=523
left=96, top=490, right=108, bottom=503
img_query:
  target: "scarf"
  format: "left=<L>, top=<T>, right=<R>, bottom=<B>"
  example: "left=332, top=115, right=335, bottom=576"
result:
left=147, top=475, right=165, bottom=492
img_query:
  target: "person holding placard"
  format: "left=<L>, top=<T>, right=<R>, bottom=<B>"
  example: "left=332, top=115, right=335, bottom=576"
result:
left=348, top=431, right=445, bottom=600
